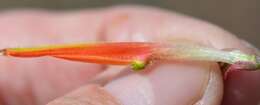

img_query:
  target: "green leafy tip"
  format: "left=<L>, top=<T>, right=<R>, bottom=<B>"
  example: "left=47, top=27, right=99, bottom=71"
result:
left=131, top=60, right=146, bottom=71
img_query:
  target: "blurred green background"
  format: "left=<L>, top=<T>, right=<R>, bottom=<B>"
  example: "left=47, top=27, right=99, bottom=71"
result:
left=0, top=0, right=259, bottom=48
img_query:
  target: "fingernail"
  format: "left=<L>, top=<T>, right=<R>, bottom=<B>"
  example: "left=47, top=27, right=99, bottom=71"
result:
left=47, top=85, right=121, bottom=105
left=105, top=62, right=223, bottom=105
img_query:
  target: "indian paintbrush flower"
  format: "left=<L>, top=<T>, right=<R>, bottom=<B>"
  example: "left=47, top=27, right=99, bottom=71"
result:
left=0, top=42, right=259, bottom=77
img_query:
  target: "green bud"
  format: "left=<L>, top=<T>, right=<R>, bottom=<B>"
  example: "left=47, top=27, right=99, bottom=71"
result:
left=131, top=60, right=146, bottom=71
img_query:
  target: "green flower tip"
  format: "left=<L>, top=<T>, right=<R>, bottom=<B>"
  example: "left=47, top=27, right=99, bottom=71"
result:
left=131, top=60, right=146, bottom=71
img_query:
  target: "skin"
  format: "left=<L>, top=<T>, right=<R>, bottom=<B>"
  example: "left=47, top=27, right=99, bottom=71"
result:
left=0, top=5, right=259, bottom=105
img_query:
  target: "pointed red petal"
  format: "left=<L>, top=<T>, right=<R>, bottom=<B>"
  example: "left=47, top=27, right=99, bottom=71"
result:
left=5, top=42, right=159, bottom=65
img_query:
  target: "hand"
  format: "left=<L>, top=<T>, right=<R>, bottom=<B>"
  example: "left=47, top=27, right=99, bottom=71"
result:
left=0, top=5, right=259, bottom=105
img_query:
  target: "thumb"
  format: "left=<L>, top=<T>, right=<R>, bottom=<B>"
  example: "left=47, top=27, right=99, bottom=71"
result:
left=47, top=62, right=223, bottom=105
left=105, top=62, right=222, bottom=105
